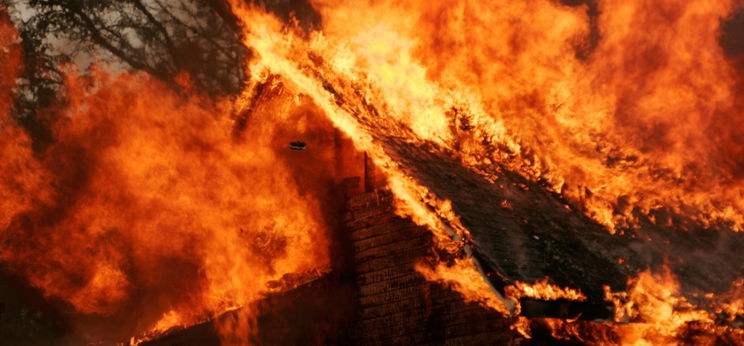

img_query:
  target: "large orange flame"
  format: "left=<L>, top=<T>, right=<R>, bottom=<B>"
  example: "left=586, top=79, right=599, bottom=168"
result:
left=225, top=0, right=744, bottom=343
left=1, top=65, right=335, bottom=343
left=0, top=5, right=46, bottom=232
left=414, top=258, right=512, bottom=315
left=233, top=0, right=744, bottom=231
left=2, top=0, right=744, bottom=343
left=609, top=266, right=719, bottom=344
left=524, top=266, right=744, bottom=344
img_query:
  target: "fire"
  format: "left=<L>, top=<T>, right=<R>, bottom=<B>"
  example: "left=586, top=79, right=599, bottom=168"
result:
left=415, top=257, right=512, bottom=315
left=1, top=60, right=334, bottom=343
left=149, top=309, right=186, bottom=336
left=229, top=0, right=744, bottom=233
left=527, top=266, right=744, bottom=344
left=223, top=0, right=744, bottom=342
left=715, top=279, right=744, bottom=325
left=0, top=4, right=19, bottom=117
left=506, top=278, right=587, bottom=303
left=0, top=5, right=46, bottom=232
left=2, top=0, right=744, bottom=343
left=608, top=266, right=716, bottom=345
left=221, top=1, right=744, bottom=343
left=416, top=266, right=590, bottom=317
left=0, top=4, right=19, bottom=107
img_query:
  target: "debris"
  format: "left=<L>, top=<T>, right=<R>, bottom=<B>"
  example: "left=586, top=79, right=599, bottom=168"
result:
left=289, top=141, right=307, bottom=150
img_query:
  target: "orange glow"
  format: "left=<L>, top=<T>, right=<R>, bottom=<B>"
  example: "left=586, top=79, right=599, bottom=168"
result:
left=2, top=0, right=744, bottom=343
left=715, top=279, right=744, bottom=324
left=0, top=4, right=19, bottom=117
left=222, top=1, right=744, bottom=343
left=1, top=64, right=334, bottom=342
left=506, top=278, right=587, bottom=303
left=150, top=309, right=186, bottom=335
left=610, top=266, right=715, bottom=345
left=414, top=258, right=511, bottom=315
left=228, top=0, right=744, bottom=232
left=223, top=0, right=744, bottom=342
left=594, top=266, right=744, bottom=345
left=0, top=5, right=47, bottom=232
left=226, top=3, right=499, bottom=320
left=535, top=267, right=744, bottom=344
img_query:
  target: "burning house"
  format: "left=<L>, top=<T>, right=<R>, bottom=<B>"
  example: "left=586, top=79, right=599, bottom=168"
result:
left=1, top=0, right=744, bottom=345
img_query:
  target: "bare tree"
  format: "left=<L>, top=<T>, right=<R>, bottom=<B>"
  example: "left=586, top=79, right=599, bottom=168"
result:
left=16, top=0, right=249, bottom=97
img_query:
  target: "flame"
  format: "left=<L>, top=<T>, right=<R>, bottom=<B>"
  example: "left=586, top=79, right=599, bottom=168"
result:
left=595, top=266, right=743, bottom=345
left=1, top=62, right=334, bottom=342
left=223, top=4, right=503, bottom=326
left=414, top=258, right=511, bottom=315
left=0, top=4, right=19, bottom=117
left=530, top=266, right=744, bottom=344
left=224, top=1, right=744, bottom=342
left=610, top=266, right=715, bottom=345
left=229, top=0, right=485, bottom=300
left=2, top=0, right=744, bottom=343
left=149, top=309, right=186, bottom=335
left=0, top=5, right=47, bottom=232
left=506, top=278, right=587, bottom=303
left=715, top=279, right=744, bottom=324
left=228, top=0, right=744, bottom=232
